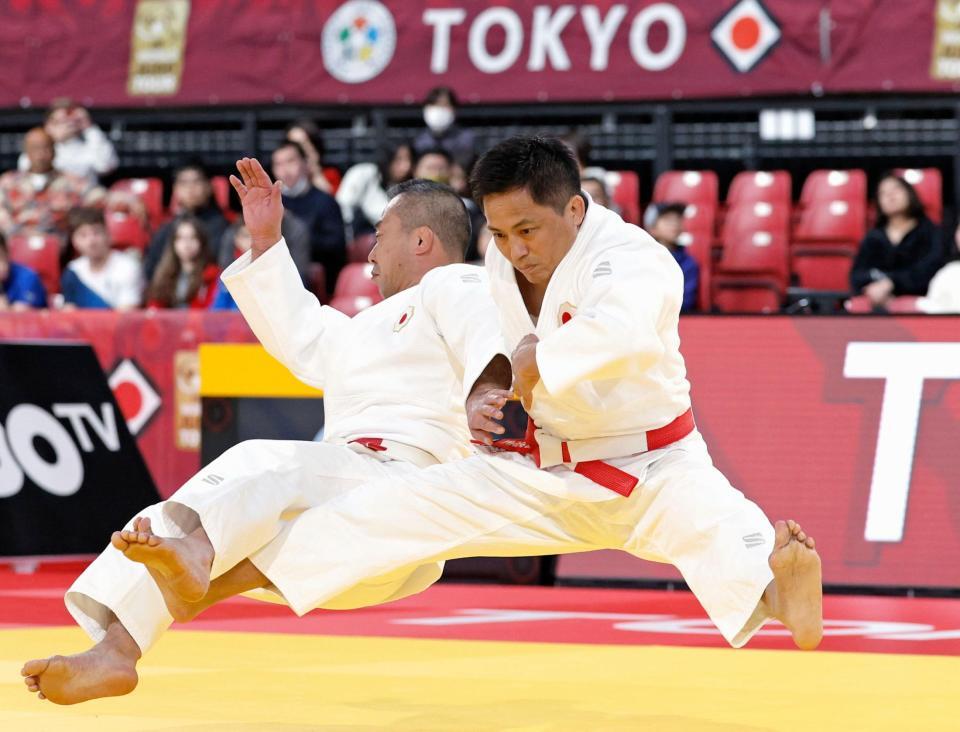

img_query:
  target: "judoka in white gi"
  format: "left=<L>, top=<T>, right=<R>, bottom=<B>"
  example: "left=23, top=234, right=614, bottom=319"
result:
left=178, top=138, right=819, bottom=655
left=21, top=172, right=513, bottom=704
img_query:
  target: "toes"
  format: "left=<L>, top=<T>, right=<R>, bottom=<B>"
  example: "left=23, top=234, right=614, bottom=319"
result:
left=805, top=537, right=816, bottom=549
left=21, top=658, right=50, bottom=677
left=132, top=517, right=144, bottom=532
left=797, top=531, right=807, bottom=543
left=37, top=692, right=46, bottom=701
left=111, top=531, right=129, bottom=551
left=787, top=519, right=797, bottom=532
left=147, top=534, right=162, bottom=547
left=773, top=520, right=790, bottom=548
left=140, top=516, right=153, bottom=533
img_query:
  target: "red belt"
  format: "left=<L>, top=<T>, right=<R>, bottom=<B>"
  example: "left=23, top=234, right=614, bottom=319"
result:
left=349, top=437, right=388, bottom=452
left=476, top=408, right=695, bottom=498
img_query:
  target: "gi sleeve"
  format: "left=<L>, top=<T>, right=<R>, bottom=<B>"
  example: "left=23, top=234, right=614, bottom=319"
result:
left=222, top=238, right=349, bottom=389
left=536, top=248, right=680, bottom=395
left=420, top=266, right=509, bottom=401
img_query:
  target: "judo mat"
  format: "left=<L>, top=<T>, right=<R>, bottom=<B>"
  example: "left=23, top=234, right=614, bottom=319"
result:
left=1, top=566, right=958, bottom=731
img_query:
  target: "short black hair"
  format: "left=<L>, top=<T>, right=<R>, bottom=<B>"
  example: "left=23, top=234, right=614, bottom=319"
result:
left=425, top=86, right=458, bottom=107
left=174, top=160, right=210, bottom=182
left=0, top=230, right=7, bottom=255
left=273, top=140, right=308, bottom=161
left=68, top=206, right=106, bottom=239
left=386, top=179, right=472, bottom=260
left=470, top=136, right=581, bottom=214
left=413, top=146, right=453, bottom=169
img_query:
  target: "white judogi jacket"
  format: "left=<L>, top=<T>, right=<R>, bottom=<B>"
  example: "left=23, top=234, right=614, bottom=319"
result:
left=222, top=240, right=504, bottom=463
left=484, top=196, right=692, bottom=471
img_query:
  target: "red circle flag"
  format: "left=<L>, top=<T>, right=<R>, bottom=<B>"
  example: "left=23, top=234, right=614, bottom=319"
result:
left=731, top=17, right=761, bottom=51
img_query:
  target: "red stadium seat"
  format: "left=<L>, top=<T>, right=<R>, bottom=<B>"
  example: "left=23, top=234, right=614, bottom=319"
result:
left=713, top=224, right=789, bottom=313
left=110, top=178, right=165, bottom=230
left=210, top=175, right=237, bottom=222
left=799, top=169, right=867, bottom=208
left=791, top=199, right=866, bottom=290
left=726, top=171, right=791, bottom=209
left=895, top=168, right=942, bottom=223
left=347, top=232, right=376, bottom=264
left=105, top=210, right=150, bottom=252
left=331, top=262, right=382, bottom=302
left=721, top=201, right=791, bottom=246
left=8, top=233, right=61, bottom=295
left=654, top=170, right=719, bottom=208
left=605, top=170, right=640, bottom=225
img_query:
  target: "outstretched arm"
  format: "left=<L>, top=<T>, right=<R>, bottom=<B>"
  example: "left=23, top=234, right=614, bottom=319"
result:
left=229, top=157, right=284, bottom=260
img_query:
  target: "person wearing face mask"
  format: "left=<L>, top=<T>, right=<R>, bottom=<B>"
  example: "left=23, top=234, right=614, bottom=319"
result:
left=272, top=141, right=346, bottom=294
left=0, top=128, right=104, bottom=241
left=413, top=86, right=476, bottom=169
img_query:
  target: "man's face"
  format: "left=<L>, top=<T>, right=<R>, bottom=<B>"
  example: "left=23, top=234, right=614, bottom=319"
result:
left=72, top=223, right=111, bottom=261
left=485, top=187, right=583, bottom=286
left=369, top=198, right=417, bottom=299
left=173, top=169, right=211, bottom=212
left=413, top=153, right=450, bottom=184
left=24, top=130, right=55, bottom=173
left=272, top=147, right=308, bottom=191
left=651, top=211, right=684, bottom=247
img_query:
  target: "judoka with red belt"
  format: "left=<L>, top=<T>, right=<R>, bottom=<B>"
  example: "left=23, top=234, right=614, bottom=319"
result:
left=129, top=136, right=822, bottom=658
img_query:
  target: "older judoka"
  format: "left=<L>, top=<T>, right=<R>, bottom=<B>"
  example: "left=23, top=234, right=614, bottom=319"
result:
left=21, top=171, right=511, bottom=704
left=96, top=137, right=822, bottom=667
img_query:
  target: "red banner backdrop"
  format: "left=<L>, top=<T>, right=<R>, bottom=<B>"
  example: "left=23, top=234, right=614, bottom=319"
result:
left=0, top=311, right=255, bottom=499
left=560, top=315, right=960, bottom=590
left=1, top=312, right=958, bottom=588
left=0, top=1, right=957, bottom=108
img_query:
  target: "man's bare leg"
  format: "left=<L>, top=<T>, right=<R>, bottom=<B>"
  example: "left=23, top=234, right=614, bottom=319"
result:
left=21, top=614, right=140, bottom=704
left=113, top=516, right=215, bottom=602
left=762, top=519, right=823, bottom=650
left=162, top=558, right=271, bottom=623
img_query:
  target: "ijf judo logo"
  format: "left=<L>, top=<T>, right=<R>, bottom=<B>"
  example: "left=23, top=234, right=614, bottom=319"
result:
left=322, top=1, right=397, bottom=84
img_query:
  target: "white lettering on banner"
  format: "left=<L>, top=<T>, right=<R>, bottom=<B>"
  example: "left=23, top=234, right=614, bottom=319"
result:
left=0, top=402, right=123, bottom=498
left=843, top=343, right=960, bottom=543
left=629, top=3, right=686, bottom=71
left=528, top=5, right=577, bottom=71
left=423, top=7, right=467, bottom=73
left=581, top=5, right=628, bottom=71
left=468, top=7, right=524, bottom=73
left=393, top=608, right=960, bottom=641
left=426, top=4, right=686, bottom=75
left=5, top=404, right=83, bottom=497
left=52, top=403, right=120, bottom=453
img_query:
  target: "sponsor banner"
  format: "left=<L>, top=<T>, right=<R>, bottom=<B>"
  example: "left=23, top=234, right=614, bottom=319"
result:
left=0, top=1, right=956, bottom=108
left=559, top=316, right=960, bottom=590
left=0, top=311, right=255, bottom=500
left=0, top=343, right=160, bottom=556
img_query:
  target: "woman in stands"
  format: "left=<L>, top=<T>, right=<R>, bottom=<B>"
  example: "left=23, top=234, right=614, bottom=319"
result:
left=285, top=119, right=340, bottom=195
left=146, top=217, right=219, bottom=309
left=335, top=140, right=413, bottom=239
left=850, top=174, right=944, bottom=309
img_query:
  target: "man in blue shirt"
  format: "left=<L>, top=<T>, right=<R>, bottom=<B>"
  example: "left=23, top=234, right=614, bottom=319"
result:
left=645, top=202, right=699, bottom=313
left=0, top=233, right=47, bottom=309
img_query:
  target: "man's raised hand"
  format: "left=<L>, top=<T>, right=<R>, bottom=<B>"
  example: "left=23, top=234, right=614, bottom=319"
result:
left=229, top=157, right=283, bottom=259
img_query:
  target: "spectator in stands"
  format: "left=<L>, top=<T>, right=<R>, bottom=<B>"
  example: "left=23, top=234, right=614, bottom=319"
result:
left=414, top=86, right=475, bottom=168
left=918, top=220, right=960, bottom=313
left=413, top=147, right=453, bottom=185
left=18, top=99, right=118, bottom=182
left=217, top=212, right=310, bottom=284
left=272, top=141, right=346, bottom=293
left=850, top=174, right=944, bottom=308
left=581, top=176, right=611, bottom=208
left=61, top=207, right=141, bottom=310
left=143, top=162, right=229, bottom=281
left=0, top=232, right=47, bottom=310
left=0, top=128, right=104, bottom=240
left=646, top=202, right=699, bottom=313
left=146, top=217, right=219, bottom=309
left=336, top=141, right=413, bottom=238
left=561, top=131, right=606, bottom=180
left=285, top=119, right=340, bottom=194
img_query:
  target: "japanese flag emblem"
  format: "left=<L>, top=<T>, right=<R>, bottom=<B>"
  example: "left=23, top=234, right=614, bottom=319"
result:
left=711, top=0, right=781, bottom=73
left=393, top=305, right=415, bottom=332
left=558, top=303, right=577, bottom=326
left=108, top=359, right=162, bottom=437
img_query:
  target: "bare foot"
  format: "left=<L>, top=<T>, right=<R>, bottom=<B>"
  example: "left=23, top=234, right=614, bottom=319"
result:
left=766, top=519, right=823, bottom=650
left=112, top=516, right=214, bottom=604
left=21, top=630, right=139, bottom=704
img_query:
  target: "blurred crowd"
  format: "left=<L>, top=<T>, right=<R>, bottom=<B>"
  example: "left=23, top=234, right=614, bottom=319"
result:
left=1, top=91, right=958, bottom=315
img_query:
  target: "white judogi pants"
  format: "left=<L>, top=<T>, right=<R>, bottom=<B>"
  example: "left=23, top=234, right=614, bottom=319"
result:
left=249, top=431, right=776, bottom=648
left=65, top=439, right=439, bottom=652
